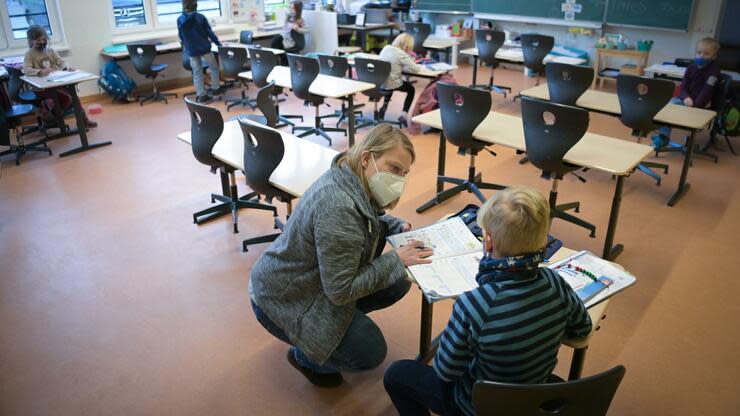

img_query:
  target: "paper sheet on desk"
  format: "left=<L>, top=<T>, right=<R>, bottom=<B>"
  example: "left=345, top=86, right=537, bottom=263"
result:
left=387, top=217, right=481, bottom=261
left=47, top=70, right=90, bottom=83
left=424, top=62, right=455, bottom=71
left=409, top=252, right=482, bottom=301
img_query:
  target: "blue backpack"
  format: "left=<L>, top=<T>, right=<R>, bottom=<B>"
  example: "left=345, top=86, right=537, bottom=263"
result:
left=99, top=60, right=136, bottom=102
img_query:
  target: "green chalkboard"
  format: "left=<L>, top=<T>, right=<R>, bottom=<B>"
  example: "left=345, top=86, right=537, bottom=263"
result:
left=472, top=0, right=607, bottom=23
left=606, top=0, right=694, bottom=30
left=414, top=0, right=472, bottom=13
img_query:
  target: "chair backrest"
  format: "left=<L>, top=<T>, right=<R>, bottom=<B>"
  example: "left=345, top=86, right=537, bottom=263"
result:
left=240, top=30, right=254, bottom=44
left=5, top=66, right=26, bottom=103
left=318, top=54, right=350, bottom=78
left=256, top=81, right=278, bottom=127
left=288, top=30, right=306, bottom=52
left=711, top=73, right=733, bottom=113
left=238, top=118, right=285, bottom=196
left=475, top=29, right=505, bottom=65
left=521, top=96, right=589, bottom=178
left=219, top=46, right=249, bottom=79
left=472, top=365, right=626, bottom=416
left=354, top=57, right=391, bottom=100
left=520, top=34, right=554, bottom=73
left=437, top=82, right=492, bottom=150
left=0, top=110, right=10, bottom=147
left=248, top=47, right=277, bottom=88
left=616, top=74, right=674, bottom=134
left=184, top=97, right=225, bottom=169
left=287, top=54, right=319, bottom=101
left=127, top=44, right=157, bottom=75
left=545, top=63, right=594, bottom=106
left=405, top=22, right=431, bottom=55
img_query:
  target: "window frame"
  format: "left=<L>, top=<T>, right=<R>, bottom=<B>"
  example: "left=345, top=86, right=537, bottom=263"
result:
left=0, top=0, right=65, bottom=50
left=110, top=0, right=230, bottom=36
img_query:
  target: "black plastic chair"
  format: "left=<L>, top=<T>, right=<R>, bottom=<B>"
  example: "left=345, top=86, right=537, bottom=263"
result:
left=5, top=66, right=52, bottom=136
left=248, top=47, right=303, bottom=128
left=317, top=54, right=364, bottom=128
left=472, top=365, right=626, bottom=416
left=287, top=54, right=346, bottom=145
left=239, top=30, right=254, bottom=44
left=285, top=30, right=306, bottom=54
left=405, top=22, right=431, bottom=56
left=472, top=29, right=511, bottom=97
left=181, top=49, right=210, bottom=99
left=521, top=34, right=554, bottom=85
left=185, top=98, right=277, bottom=233
left=545, top=62, right=594, bottom=106
left=238, top=118, right=295, bottom=252
left=235, top=81, right=278, bottom=128
left=354, top=57, right=401, bottom=129
left=127, top=44, right=178, bottom=105
left=0, top=99, right=51, bottom=165
left=417, top=82, right=507, bottom=213
left=219, top=46, right=255, bottom=111
left=701, top=74, right=736, bottom=157
left=521, top=96, right=596, bottom=237
left=616, top=75, right=672, bottom=185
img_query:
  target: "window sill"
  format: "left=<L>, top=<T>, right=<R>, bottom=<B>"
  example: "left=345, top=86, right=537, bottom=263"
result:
left=0, top=43, right=70, bottom=60
left=111, top=25, right=236, bottom=45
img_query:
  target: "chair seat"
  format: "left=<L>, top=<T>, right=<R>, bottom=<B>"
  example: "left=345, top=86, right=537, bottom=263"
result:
left=6, top=104, right=34, bottom=119
left=19, top=90, right=39, bottom=102
left=305, top=96, right=325, bottom=106
left=151, top=63, right=168, bottom=73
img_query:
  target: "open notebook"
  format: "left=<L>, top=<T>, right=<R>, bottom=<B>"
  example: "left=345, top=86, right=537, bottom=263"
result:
left=387, top=218, right=636, bottom=305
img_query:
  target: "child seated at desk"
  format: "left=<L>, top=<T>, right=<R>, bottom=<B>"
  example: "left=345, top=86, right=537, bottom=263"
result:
left=22, top=25, right=96, bottom=127
left=379, top=33, right=422, bottom=126
left=178, top=0, right=222, bottom=104
left=383, top=186, right=592, bottom=416
left=271, top=1, right=308, bottom=51
left=653, top=37, right=721, bottom=149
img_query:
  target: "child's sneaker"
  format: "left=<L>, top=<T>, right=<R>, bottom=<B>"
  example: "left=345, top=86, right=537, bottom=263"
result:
left=652, top=134, right=669, bottom=150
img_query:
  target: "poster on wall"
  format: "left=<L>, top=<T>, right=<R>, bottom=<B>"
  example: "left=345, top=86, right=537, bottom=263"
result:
left=232, top=0, right=264, bottom=23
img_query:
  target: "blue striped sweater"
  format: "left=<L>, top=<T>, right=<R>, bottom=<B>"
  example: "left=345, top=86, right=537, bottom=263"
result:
left=433, top=255, right=592, bottom=416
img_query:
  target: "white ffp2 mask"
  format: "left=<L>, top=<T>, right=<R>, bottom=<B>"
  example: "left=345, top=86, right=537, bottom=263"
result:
left=368, top=155, right=406, bottom=207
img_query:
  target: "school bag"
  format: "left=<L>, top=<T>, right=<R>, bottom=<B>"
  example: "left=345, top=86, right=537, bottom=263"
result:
left=98, top=60, right=136, bottom=102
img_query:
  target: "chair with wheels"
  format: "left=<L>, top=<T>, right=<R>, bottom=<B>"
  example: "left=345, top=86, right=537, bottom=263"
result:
left=219, top=46, right=255, bottom=111
left=472, top=365, right=626, bottom=416
left=127, top=44, right=178, bottom=105
left=521, top=96, right=596, bottom=237
left=0, top=99, right=52, bottom=165
left=405, top=22, right=431, bottom=57
left=234, top=81, right=279, bottom=127
left=416, top=82, right=507, bottom=213
left=513, top=34, right=554, bottom=102
left=5, top=66, right=51, bottom=137
left=545, top=62, right=594, bottom=106
left=616, top=75, right=672, bottom=185
left=317, top=54, right=364, bottom=127
left=287, top=54, right=346, bottom=145
left=248, top=47, right=303, bottom=128
left=185, top=98, right=277, bottom=233
left=354, top=57, right=402, bottom=129
left=471, top=29, right=511, bottom=97
left=238, top=118, right=296, bottom=252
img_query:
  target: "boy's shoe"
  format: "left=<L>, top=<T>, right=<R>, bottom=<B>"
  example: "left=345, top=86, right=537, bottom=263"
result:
left=652, top=134, right=670, bottom=150
left=286, top=348, right=343, bottom=388
left=85, top=120, right=98, bottom=128
left=208, top=86, right=226, bottom=96
left=398, top=115, right=408, bottom=127
left=196, top=94, right=214, bottom=104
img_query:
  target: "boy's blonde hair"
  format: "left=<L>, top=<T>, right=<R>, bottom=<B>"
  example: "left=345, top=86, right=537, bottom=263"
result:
left=698, top=37, right=720, bottom=57
left=477, top=187, right=550, bottom=257
left=392, top=33, right=415, bottom=52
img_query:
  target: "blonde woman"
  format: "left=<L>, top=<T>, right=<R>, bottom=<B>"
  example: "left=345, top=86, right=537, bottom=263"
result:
left=378, top=33, right=423, bottom=125
left=250, top=124, right=432, bottom=387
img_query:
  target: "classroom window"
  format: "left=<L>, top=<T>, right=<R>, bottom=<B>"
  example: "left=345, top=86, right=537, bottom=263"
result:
left=112, top=0, right=148, bottom=29
left=5, top=0, right=51, bottom=39
left=156, top=0, right=221, bottom=25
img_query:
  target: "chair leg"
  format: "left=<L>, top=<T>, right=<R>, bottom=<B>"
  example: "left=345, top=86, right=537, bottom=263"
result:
left=553, top=209, right=596, bottom=238
left=636, top=163, right=663, bottom=186
left=556, top=201, right=580, bottom=213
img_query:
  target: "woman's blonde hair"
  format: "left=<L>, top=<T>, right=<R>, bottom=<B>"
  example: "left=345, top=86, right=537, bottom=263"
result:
left=337, top=123, right=415, bottom=198
left=477, top=187, right=550, bottom=257
left=392, top=33, right=415, bottom=52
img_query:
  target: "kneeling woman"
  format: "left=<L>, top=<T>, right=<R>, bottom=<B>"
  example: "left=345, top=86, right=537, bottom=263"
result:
left=250, top=124, right=432, bottom=387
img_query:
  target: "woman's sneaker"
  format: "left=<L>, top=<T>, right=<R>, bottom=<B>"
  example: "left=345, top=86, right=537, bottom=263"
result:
left=652, top=134, right=670, bottom=150
left=286, top=347, right=343, bottom=388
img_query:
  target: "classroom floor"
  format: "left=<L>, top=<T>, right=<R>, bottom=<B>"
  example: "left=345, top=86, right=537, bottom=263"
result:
left=1, top=64, right=739, bottom=416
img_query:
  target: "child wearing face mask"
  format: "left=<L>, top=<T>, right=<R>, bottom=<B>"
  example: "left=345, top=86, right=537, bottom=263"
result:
left=271, top=0, right=308, bottom=51
left=384, top=186, right=592, bottom=416
left=653, top=37, right=721, bottom=149
left=22, top=25, right=96, bottom=127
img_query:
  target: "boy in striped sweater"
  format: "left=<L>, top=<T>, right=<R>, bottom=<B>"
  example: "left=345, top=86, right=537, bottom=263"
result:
left=384, top=187, right=592, bottom=416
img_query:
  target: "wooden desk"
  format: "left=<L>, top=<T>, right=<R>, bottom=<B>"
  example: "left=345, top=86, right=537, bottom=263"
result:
left=460, top=47, right=588, bottom=86
left=423, top=37, right=459, bottom=65
left=177, top=119, right=337, bottom=197
left=520, top=83, right=717, bottom=206
left=337, top=22, right=399, bottom=52
left=593, top=48, right=649, bottom=87
left=411, top=109, right=652, bottom=261
left=21, top=71, right=112, bottom=157
left=348, top=52, right=457, bottom=79
left=416, top=244, right=612, bottom=382
left=239, top=65, right=375, bottom=147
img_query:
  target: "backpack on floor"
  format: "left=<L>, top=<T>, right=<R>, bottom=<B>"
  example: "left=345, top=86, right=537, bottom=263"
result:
left=99, top=60, right=136, bottom=102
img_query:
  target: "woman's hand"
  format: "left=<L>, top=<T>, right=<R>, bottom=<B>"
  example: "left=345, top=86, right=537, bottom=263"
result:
left=395, top=239, right=433, bottom=267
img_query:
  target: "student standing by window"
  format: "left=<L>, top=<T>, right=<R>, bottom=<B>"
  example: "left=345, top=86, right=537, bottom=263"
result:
left=177, top=0, right=222, bottom=103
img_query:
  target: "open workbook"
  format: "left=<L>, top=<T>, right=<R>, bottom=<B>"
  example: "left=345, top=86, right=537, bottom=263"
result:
left=387, top=218, right=636, bottom=306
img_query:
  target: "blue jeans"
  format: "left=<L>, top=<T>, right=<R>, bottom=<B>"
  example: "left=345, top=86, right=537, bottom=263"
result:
left=189, top=52, right=219, bottom=97
left=658, top=97, right=685, bottom=138
left=251, top=278, right=411, bottom=373
left=384, top=360, right=461, bottom=416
